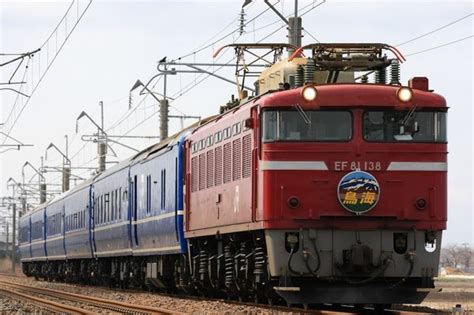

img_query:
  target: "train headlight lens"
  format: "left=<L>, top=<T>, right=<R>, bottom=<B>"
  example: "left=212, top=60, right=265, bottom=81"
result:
left=397, top=87, right=413, bottom=102
left=301, top=85, right=317, bottom=102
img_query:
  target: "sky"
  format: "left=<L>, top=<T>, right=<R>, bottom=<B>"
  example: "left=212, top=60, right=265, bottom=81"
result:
left=0, top=0, right=473, bottom=245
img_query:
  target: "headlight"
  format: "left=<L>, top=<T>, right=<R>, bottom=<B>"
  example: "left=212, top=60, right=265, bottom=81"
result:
left=301, top=85, right=317, bottom=102
left=397, top=87, right=413, bottom=102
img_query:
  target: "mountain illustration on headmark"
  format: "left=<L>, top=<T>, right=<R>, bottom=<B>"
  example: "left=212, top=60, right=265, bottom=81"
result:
left=339, top=177, right=379, bottom=192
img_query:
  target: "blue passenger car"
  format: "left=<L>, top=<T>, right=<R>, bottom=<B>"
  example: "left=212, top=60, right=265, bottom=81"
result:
left=129, top=137, right=186, bottom=256
left=20, top=128, right=194, bottom=287
left=64, top=179, right=94, bottom=260
left=92, top=162, right=131, bottom=258
left=45, top=197, right=66, bottom=261
left=30, top=206, right=47, bottom=261
left=19, top=212, right=31, bottom=262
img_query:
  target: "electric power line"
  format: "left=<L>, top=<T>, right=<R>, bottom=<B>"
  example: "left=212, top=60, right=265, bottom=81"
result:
left=396, top=13, right=473, bottom=47
left=106, top=1, right=324, bottom=140
left=106, top=77, right=163, bottom=132
left=172, top=1, right=279, bottom=62
left=405, top=35, right=473, bottom=57
left=110, top=0, right=328, bottom=146
left=1, top=0, right=93, bottom=144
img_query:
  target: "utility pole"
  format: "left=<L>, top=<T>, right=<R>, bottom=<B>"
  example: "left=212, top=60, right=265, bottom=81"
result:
left=98, top=101, right=107, bottom=173
left=22, top=161, right=46, bottom=204
left=11, top=203, right=16, bottom=273
left=21, top=197, right=26, bottom=217
left=160, top=70, right=169, bottom=140
left=40, top=157, right=46, bottom=204
left=6, top=180, right=17, bottom=274
left=288, top=0, right=302, bottom=50
left=131, top=65, right=177, bottom=141
left=64, top=135, right=70, bottom=191
left=76, top=109, right=111, bottom=174
left=46, top=137, right=71, bottom=192
left=244, top=0, right=303, bottom=56
left=6, top=222, right=9, bottom=254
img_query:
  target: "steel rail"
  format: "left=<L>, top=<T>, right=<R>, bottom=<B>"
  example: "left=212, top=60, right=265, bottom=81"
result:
left=0, top=279, right=180, bottom=315
left=0, top=286, right=90, bottom=315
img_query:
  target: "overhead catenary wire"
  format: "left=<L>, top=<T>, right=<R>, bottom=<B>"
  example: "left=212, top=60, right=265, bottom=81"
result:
left=1, top=0, right=93, bottom=144
left=109, top=0, right=328, bottom=148
left=258, top=0, right=325, bottom=43
left=106, top=76, right=163, bottom=132
left=106, top=1, right=325, bottom=145
left=405, top=35, right=473, bottom=57
left=249, top=0, right=324, bottom=41
left=172, top=1, right=278, bottom=62
left=60, top=93, right=129, bottom=170
left=396, top=12, right=473, bottom=47
left=172, top=0, right=326, bottom=99
left=177, top=1, right=257, bottom=60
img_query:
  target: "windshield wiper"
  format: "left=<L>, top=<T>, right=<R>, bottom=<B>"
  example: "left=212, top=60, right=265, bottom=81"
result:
left=294, top=104, right=311, bottom=125
left=400, top=104, right=417, bottom=126
left=395, top=104, right=419, bottom=141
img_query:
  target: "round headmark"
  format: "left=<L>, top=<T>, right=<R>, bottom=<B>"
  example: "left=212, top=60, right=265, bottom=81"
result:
left=337, top=170, right=380, bottom=215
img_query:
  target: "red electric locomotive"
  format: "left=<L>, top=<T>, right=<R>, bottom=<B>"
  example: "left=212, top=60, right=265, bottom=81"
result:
left=184, top=43, right=446, bottom=306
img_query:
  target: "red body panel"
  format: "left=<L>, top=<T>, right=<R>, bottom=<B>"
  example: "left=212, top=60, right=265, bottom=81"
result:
left=185, top=84, right=447, bottom=236
left=185, top=106, right=258, bottom=236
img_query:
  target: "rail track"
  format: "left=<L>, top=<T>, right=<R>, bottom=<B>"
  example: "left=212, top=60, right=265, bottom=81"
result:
left=0, top=273, right=436, bottom=314
left=156, top=293, right=435, bottom=315
left=0, top=279, right=180, bottom=315
left=0, top=285, right=90, bottom=315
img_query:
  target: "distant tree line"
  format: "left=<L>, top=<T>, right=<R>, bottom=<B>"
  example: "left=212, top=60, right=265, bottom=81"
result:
left=441, top=244, right=473, bottom=269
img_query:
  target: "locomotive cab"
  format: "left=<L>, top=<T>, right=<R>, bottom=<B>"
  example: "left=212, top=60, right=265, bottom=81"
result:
left=254, top=44, right=447, bottom=305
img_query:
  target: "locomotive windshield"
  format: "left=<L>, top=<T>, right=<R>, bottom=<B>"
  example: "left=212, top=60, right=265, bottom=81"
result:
left=363, top=110, right=447, bottom=142
left=262, top=110, right=352, bottom=142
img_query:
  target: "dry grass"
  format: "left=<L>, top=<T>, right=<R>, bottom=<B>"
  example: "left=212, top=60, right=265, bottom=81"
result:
left=0, top=257, right=21, bottom=274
